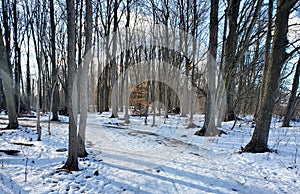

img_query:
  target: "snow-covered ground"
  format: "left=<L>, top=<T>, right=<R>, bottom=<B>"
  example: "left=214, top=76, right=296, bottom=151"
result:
left=0, top=112, right=299, bottom=193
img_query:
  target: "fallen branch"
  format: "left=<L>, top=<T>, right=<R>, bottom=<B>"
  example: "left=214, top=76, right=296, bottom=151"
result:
left=0, top=149, right=20, bottom=155
left=12, top=142, right=34, bottom=146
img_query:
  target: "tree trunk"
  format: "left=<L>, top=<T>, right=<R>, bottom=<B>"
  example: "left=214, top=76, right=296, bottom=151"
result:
left=26, top=30, right=31, bottom=110
left=0, top=78, right=5, bottom=110
left=104, top=36, right=110, bottom=112
left=215, top=7, right=228, bottom=128
left=50, top=0, right=59, bottom=121
left=0, top=29, right=19, bottom=129
left=62, top=0, right=79, bottom=171
left=124, top=50, right=130, bottom=123
left=255, top=0, right=273, bottom=118
left=13, top=0, right=21, bottom=114
left=36, top=61, right=42, bottom=141
left=89, top=46, right=95, bottom=112
left=243, top=0, right=298, bottom=153
left=119, top=53, right=124, bottom=113
left=111, top=0, right=119, bottom=118
left=151, top=25, right=156, bottom=126
left=76, top=0, right=83, bottom=114
left=223, top=0, right=241, bottom=121
left=282, top=57, right=300, bottom=127
left=29, top=4, right=45, bottom=140
left=124, top=0, right=131, bottom=124
left=78, top=0, right=92, bottom=158
left=180, top=0, right=189, bottom=118
left=1, top=0, right=18, bottom=129
left=195, top=0, right=220, bottom=136
left=187, top=0, right=198, bottom=128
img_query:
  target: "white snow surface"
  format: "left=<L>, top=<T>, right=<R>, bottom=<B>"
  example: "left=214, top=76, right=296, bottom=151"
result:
left=0, top=112, right=299, bottom=193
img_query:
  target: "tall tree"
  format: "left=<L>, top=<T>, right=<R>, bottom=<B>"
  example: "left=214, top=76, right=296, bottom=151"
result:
left=12, top=0, right=21, bottom=113
left=50, top=0, right=59, bottom=121
left=111, top=0, right=119, bottom=118
left=76, top=0, right=84, bottom=113
left=29, top=0, right=48, bottom=141
left=0, top=0, right=19, bottom=129
left=99, top=0, right=113, bottom=113
left=62, top=0, right=79, bottom=171
left=256, top=0, right=273, bottom=118
left=223, top=0, right=241, bottom=121
left=195, top=0, right=219, bottom=136
left=221, top=0, right=264, bottom=121
left=78, top=0, right=92, bottom=158
left=282, top=57, right=300, bottom=127
left=124, top=0, right=131, bottom=124
left=26, top=26, right=31, bottom=111
left=0, top=28, right=19, bottom=129
left=187, top=0, right=197, bottom=128
left=164, top=3, right=170, bottom=120
left=243, top=0, right=298, bottom=153
left=178, top=0, right=190, bottom=117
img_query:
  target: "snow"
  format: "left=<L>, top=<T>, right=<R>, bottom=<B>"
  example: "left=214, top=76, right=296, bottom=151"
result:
left=0, top=112, right=299, bottom=193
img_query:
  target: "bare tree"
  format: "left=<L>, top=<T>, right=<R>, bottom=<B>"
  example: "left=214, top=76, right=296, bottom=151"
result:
left=255, top=0, right=273, bottom=118
left=62, top=0, right=79, bottom=171
left=50, top=0, right=59, bottom=121
left=29, top=0, right=47, bottom=141
left=124, top=0, right=132, bottom=124
left=282, top=57, right=300, bottom=127
left=195, top=0, right=220, bottom=136
left=0, top=0, right=19, bottom=129
left=25, top=21, right=31, bottom=112
left=111, top=0, right=120, bottom=118
left=99, top=0, right=113, bottom=113
left=215, top=0, right=264, bottom=122
left=0, top=28, right=19, bottom=129
left=178, top=0, right=190, bottom=117
left=187, top=0, right=198, bottom=128
left=77, top=0, right=92, bottom=158
left=12, top=0, right=21, bottom=113
left=223, top=0, right=241, bottom=121
left=243, top=0, right=298, bottom=153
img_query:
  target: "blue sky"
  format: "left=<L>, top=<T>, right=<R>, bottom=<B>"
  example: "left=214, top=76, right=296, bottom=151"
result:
left=297, top=7, right=300, bottom=17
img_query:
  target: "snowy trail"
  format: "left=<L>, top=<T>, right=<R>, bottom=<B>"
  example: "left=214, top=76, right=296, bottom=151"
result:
left=0, top=172, right=28, bottom=194
left=84, top=114, right=289, bottom=194
left=85, top=115, right=221, bottom=193
left=0, top=113, right=299, bottom=193
left=86, top=114, right=193, bottom=171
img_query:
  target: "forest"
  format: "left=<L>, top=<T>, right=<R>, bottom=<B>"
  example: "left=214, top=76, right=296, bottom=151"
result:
left=0, top=0, right=300, bottom=193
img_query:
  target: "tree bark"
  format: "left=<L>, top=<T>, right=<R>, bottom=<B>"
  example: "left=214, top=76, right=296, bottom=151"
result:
left=243, top=0, right=298, bottom=153
left=76, top=0, right=84, bottom=114
left=13, top=0, right=21, bottom=114
left=195, top=0, right=220, bottom=136
left=78, top=0, right=92, bottom=158
left=26, top=29, right=31, bottom=110
left=1, top=0, right=18, bottom=129
left=216, top=4, right=228, bottom=128
left=124, top=0, right=131, bottom=124
left=36, top=59, right=42, bottom=141
left=187, top=0, right=198, bottom=128
left=282, top=57, right=300, bottom=127
left=255, top=0, right=273, bottom=119
left=62, top=0, right=79, bottom=171
left=111, top=0, right=119, bottom=118
left=0, top=78, right=5, bottom=110
left=223, top=0, right=241, bottom=121
left=50, top=0, right=59, bottom=121
left=180, top=0, right=189, bottom=118
left=0, top=29, right=19, bottom=129
left=100, top=0, right=112, bottom=113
